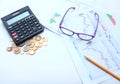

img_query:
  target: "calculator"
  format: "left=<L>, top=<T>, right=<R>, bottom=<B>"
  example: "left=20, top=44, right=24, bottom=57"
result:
left=1, top=6, right=44, bottom=46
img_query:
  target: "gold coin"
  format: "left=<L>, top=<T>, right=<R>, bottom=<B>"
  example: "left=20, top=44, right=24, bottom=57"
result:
left=35, top=35, right=42, bottom=41
left=7, top=47, right=13, bottom=52
left=25, top=39, right=32, bottom=46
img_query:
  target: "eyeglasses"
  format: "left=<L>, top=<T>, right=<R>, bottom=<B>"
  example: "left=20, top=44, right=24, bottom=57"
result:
left=59, top=7, right=99, bottom=41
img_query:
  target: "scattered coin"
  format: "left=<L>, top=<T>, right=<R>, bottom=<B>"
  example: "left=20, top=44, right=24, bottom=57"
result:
left=38, top=43, right=42, bottom=48
left=12, top=43, right=17, bottom=48
left=32, top=46, right=38, bottom=51
left=14, top=49, right=21, bottom=54
left=23, top=45, right=30, bottom=52
left=42, top=37, right=48, bottom=42
left=34, top=35, right=42, bottom=41
left=6, top=35, right=48, bottom=55
left=30, top=42, right=35, bottom=48
left=20, top=50, right=24, bottom=55
left=14, top=47, right=20, bottom=52
left=28, top=50, right=36, bottom=55
left=34, top=41, right=40, bottom=47
left=14, top=47, right=20, bottom=54
left=7, top=47, right=13, bottom=52
left=25, top=39, right=32, bottom=46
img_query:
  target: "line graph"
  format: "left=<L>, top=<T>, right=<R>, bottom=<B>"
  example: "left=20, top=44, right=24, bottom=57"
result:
left=70, top=9, right=120, bottom=80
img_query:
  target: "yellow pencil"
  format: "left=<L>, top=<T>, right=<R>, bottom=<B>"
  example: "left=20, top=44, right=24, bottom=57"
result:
left=85, top=56, right=120, bottom=81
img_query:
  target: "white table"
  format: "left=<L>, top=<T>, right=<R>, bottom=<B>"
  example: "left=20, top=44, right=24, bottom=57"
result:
left=0, top=0, right=120, bottom=84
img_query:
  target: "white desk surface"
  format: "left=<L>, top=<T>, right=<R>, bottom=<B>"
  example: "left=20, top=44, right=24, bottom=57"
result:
left=0, top=0, right=120, bottom=84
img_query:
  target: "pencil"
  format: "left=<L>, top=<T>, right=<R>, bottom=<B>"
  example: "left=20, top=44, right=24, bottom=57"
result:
left=85, top=56, right=120, bottom=81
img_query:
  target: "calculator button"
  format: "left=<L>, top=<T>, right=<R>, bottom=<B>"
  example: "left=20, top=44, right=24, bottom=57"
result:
left=36, top=24, right=40, bottom=27
left=24, top=23, right=27, bottom=26
left=15, top=28, right=19, bottom=31
left=10, top=30, right=15, bottom=33
left=19, top=33, right=22, bottom=36
left=32, top=27, right=37, bottom=31
left=8, top=26, right=12, bottom=29
left=17, top=30, right=21, bottom=33
left=29, top=31, right=33, bottom=34
left=12, top=32, right=18, bottom=38
left=25, top=33, right=29, bottom=37
left=23, top=31, right=27, bottom=34
left=21, top=28, right=25, bottom=31
left=13, top=35, right=18, bottom=39
left=38, top=26, right=42, bottom=29
left=20, top=35, right=24, bottom=39
left=20, top=25, right=23, bottom=28
left=12, top=32, right=17, bottom=36
left=16, top=38, right=19, bottom=41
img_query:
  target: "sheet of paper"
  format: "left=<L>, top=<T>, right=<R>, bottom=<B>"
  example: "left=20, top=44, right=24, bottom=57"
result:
left=59, top=4, right=120, bottom=84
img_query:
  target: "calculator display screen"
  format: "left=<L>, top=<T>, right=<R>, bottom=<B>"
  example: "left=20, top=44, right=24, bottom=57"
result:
left=7, top=11, right=30, bottom=25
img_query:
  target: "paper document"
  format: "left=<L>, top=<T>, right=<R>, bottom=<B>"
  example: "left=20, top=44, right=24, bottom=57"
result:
left=60, top=4, right=120, bottom=84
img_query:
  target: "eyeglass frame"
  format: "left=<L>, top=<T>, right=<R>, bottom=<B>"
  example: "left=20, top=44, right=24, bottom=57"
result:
left=59, top=7, right=99, bottom=41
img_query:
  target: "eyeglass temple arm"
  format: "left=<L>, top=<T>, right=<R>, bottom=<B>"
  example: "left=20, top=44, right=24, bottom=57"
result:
left=59, top=7, right=76, bottom=27
left=93, top=12, right=99, bottom=36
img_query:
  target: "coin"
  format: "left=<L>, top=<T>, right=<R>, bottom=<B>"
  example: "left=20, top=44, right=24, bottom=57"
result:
left=34, top=35, right=42, bottom=41
left=12, top=43, right=17, bottom=48
left=34, top=41, right=40, bottom=47
left=42, top=37, right=48, bottom=42
left=30, top=42, right=35, bottom=48
left=20, top=50, right=24, bottom=55
left=7, top=35, right=48, bottom=55
left=32, top=46, right=38, bottom=51
left=14, top=47, right=20, bottom=54
left=23, top=45, right=30, bottom=52
left=14, top=47, right=20, bottom=52
left=25, top=39, right=32, bottom=46
left=7, top=47, right=13, bottom=52
left=14, top=49, right=21, bottom=54
left=38, top=43, right=42, bottom=48
left=28, top=50, right=36, bottom=55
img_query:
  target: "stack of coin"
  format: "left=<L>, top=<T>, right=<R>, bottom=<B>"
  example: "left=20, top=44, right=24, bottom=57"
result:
left=6, top=35, right=48, bottom=55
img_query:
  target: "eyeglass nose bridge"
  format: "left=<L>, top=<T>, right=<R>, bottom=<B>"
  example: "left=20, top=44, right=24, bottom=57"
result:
left=76, top=33, right=94, bottom=41
left=72, top=32, right=84, bottom=40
